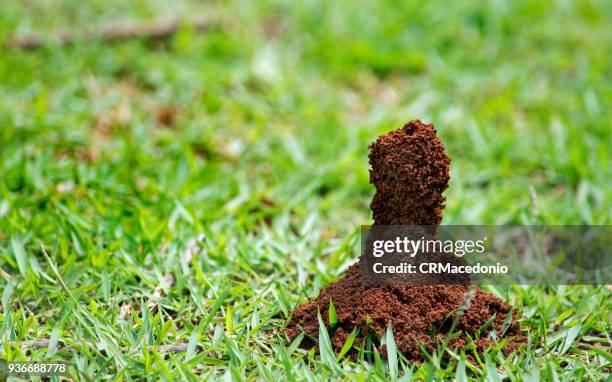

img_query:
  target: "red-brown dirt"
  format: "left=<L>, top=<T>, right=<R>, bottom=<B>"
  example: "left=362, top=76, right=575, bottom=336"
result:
left=286, top=119, right=524, bottom=361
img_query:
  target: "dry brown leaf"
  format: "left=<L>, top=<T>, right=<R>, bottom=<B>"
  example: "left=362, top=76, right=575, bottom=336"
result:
left=147, top=273, right=175, bottom=313
left=156, top=105, right=178, bottom=128
left=119, top=302, right=132, bottom=321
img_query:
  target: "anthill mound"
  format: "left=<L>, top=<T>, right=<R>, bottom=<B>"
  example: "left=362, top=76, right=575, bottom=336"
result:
left=286, top=119, right=524, bottom=361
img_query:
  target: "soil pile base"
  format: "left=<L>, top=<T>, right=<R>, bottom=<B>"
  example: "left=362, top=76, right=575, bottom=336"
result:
left=286, top=263, right=522, bottom=361
left=286, top=119, right=524, bottom=361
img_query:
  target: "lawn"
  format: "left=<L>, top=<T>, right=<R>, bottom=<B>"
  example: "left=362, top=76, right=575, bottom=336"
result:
left=0, top=0, right=610, bottom=380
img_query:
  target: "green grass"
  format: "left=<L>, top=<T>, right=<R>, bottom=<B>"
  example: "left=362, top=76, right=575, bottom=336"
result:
left=0, top=0, right=610, bottom=380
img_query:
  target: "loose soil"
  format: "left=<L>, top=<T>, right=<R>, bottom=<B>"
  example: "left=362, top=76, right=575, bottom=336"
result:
left=369, top=119, right=450, bottom=226
left=286, top=119, right=524, bottom=361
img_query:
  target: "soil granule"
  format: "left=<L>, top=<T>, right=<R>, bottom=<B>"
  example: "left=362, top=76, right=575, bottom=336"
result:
left=286, top=119, right=523, bottom=361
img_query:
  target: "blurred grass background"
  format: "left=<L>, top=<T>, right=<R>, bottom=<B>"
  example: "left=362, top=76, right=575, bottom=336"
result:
left=0, top=0, right=610, bottom=380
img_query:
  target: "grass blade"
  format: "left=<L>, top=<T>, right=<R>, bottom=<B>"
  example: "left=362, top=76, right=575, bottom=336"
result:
left=337, top=326, right=359, bottom=361
left=328, top=298, right=338, bottom=329
left=47, top=324, right=59, bottom=356
left=317, top=311, right=342, bottom=376
left=559, top=325, right=581, bottom=354
left=386, top=323, right=398, bottom=381
left=11, top=238, right=28, bottom=277
left=485, top=355, right=502, bottom=382
left=186, top=329, right=198, bottom=360
left=455, top=358, right=468, bottom=382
